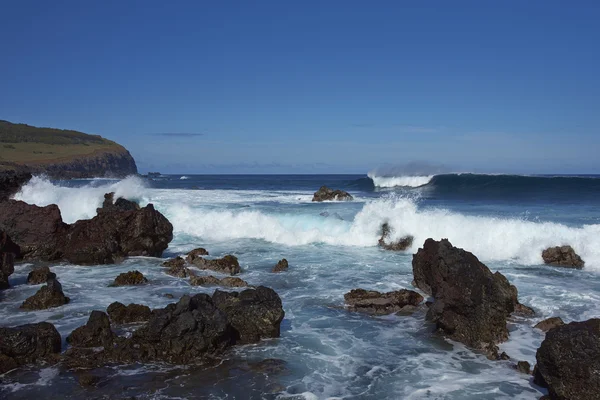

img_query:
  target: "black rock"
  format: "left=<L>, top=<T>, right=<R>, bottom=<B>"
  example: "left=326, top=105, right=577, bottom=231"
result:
left=344, top=288, right=424, bottom=315
left=27, top=266, right=57, bottom=285
left=0, top=322, right=61, bottom=374
left=312, top=186, right=353, bottom=202
left=20, top=278, right=70, bottom=310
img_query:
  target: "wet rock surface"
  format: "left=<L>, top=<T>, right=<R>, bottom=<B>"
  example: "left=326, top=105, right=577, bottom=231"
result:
left=97, top=192, right=140, bottom=213
left=272, top=258, right=289, bottom=273
left=189, top=255, right=241, bottom=275
left=20, top=278, right=70, bottom=310
left=0, top=170, right=32, bottom=202
left=190, top=275, right=248, bottom=287
left=111, top=270, right=148, bottom=286
left=0, top=322, right=61, bottom=374
left=377, top=223, right=413, bottom=251
left=163, top=257, right=193, bottom=278
left=534, top=318, right=600, bottom=400
left=344, top=288, right=424, bottom=315
left=541, top=245, right=584, bottom=268
left=312, top=186, right=353, bottom=202
left=412, top=238, right=523, bottom=358
left=107, top=302, right=152, bottom=324
left=534, top=317, right=565, bottom=332
left=186, top=248, right=209, bottom=263
left=0, top=229, right=19, bottom=289
left=26, top=266, right=56, bottom=285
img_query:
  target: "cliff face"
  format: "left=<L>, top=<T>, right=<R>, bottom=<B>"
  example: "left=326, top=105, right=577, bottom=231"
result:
left=0, top=120, right=137, bottom=179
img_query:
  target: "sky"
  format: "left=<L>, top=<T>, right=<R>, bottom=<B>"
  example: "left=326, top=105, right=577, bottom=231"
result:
left=1, top=0, right=599, bottom=174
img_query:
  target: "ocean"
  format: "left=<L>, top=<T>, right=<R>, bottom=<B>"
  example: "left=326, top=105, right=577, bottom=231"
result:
left=2, top=173, right=600, bottom=399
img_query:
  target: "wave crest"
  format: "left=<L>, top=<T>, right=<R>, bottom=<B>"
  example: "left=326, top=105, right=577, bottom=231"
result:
left=367, top=173, right=434, bottom=188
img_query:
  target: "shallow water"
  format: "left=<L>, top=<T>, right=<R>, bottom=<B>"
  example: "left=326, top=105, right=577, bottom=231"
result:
left=3, top=173, right=600, bottom=399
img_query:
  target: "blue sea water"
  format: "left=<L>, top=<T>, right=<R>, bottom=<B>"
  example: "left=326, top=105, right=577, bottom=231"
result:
left=2, top=173, right=600, bottom=399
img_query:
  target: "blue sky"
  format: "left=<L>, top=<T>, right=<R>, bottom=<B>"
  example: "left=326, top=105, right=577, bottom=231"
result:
left=1, top=1, right=599, bottom=174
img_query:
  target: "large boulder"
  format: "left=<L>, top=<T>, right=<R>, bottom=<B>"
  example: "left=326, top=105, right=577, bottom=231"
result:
left=0, top=322, right=61, bottom=374
left=312, top=186, right=353, bottom=202
left=189, top=255, right=241, bottom=275
left=67, top=310, right=116, bottom=348
left=212, top=286, right=285, bottom=344
left=378, top=222, right=414, bottom=251
left=27, top=266, right=56, bottom=285
left=0, top=169, right=32, bottom=202
left=542, top=246, right=584, bottom=268
left=62, top=202, right=173, bottom=265
left=110, top=270, right=148, bottom=286
left=0, top=229, right=20, bottom=289
left=412, top=238, right=524, bottom=358
left=344, top=288, right=424, bottom=315
left=107, top=302, right=152, bottom=324
left=534, top=319, right=600, bottom=400
left=0, top=200, right=68, bottom=261
left=20, top=278, right=70, bottom=310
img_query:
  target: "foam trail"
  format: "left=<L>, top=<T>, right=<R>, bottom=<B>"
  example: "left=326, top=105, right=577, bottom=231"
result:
left=368, top=173, right=433, bottom=188
left=180, top=176, right=189, bottom=180
left=14, top=175, right=148, bottom=223
left=163, top=195, right=600, bottom=269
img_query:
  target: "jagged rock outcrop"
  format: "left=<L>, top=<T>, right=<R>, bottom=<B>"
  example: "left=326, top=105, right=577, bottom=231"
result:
left=534, top=319, right=600, bottom=400
left=20, top=278, right=70, bottom=310
left=0, top=229, right=19, bottom=289
left=110, top=271, right=148, bottom=286
left=0, top=169, right=32, bottom=201
left=412, top=238, right=527, bottom=358
left=67, top=310, right=116, bottom=348
left=162, top=256, right=193, bottom=278
left=97, top=192, right=140, bottom=213
left=27, top=266, right=56, bottom=285
left=188, top=254, right=241, bottom=275
left=542, top=246, right=584, bottom=268
left=0, top=195, right=173, bottom=265
left=344, top=288, right=424, bottom=315
left=378, top=222, right=413, bottom=251
left=107, top=302, right=151, bottom=324
left=312, top=186, right=353, bottom=202
left=272, top=258, right=289, bottom=273
left=186, top=248, right=209, bottom=263
left=534, top=317, right=565, bottom=333
left=190, top=275, right=248, bottom=287
left=0, top=322, right=62, bottom=374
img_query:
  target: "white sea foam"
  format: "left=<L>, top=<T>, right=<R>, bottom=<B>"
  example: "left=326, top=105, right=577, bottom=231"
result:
left=368, top=173, right=434, bottom=188
left=13, top=175, right=148, bottom=223
left=180, top=176, right=189, bottom=180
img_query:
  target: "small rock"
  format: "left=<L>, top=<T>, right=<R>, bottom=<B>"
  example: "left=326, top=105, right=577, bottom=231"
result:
left=220, top=277, right=248, bottom=287
left=534, top=317, right=565, bottom=332
left=20, top=278, right=70, bottom=310
left=514, top=302, right=536, bottom=317
left=107, top=302, right=151, bottom=324
left=110, top=270, right=148, bottom=286
left=162, top=256, right=185, bottom=269
left=498, top=352, right=511, bottom=360
left=26, top=266, right=57, bottom=285
left=164, top=293, right=175, bottom=299
left=311, top=186, right=353, bottom=202
left=186, top=248, right=209, bottom=263
left=0, top=229, right=19, bottom=289
left=78, top=372, right=100, bottom=387
left=541, top=245, right=584, bottom=268
left=189, top=255, right=241, bottom=275
left=378, top=223, right=413, bottom=251
left=344, top=288, right=424, bottom=315
left=516, top=360, right=531, bottom=374
left=67, top=311, right=115, bottom=348
left=190, top=275, right=222, bottom=286
left=272, top=259, right=289, bottom=273
left=163, top=257, right=192, bottom=278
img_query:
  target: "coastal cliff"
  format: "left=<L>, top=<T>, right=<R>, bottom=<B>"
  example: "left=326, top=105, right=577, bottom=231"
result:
left=0, top=120, right=137, bottom=179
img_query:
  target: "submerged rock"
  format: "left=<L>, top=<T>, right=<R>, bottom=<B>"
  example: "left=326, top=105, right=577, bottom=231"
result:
left=542, top=245, right=584, bottom=268
left=344, top=288, right=424, bottom=315
left=534, top=318, right=600, bottom=400
left=0, top=229, right=19, bottom=289
left=107, top=302, right=152, bottom=324
left=26, top=266, right=57, bottom=285
left=311, top=186, right=353, bottom=202
left=213, top=286, right=285, bottom=344
left=189, top=255, right=241, bottom=275
left=412, top=238, right=523, bottom=358
left=378, top=223, right=414, bottom=251
left=110, top=270, right=148, bottom=286
left=0, top=322, right=61, bottom=374
left=20, top=278, right=70, bottom=310
left=272, top=258, right=289, bottom=273
left=534, top=317, right=565, bottom=333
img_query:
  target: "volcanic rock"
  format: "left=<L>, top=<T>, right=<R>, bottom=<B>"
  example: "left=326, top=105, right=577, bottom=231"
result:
left=542, top=245, right=584, bottom=268
left=97, top=192, right=140, bottom=213
left=220, top=277, right=249, bottom=287
left=163, top=257, right=193, bottom=278
left=0, top=322, right=61, bottom=374
left=0, top=229, right=19, bottom=289
left=26, top=266, right=57, bottom=285
left=20, top=278, right=70, bottom=310
left=107, top=302, right=152, bottom=324
left=212, top=286, right=285, bottom=344
left=67, top=310, right=116, bottom=348
left=186, top=248, right=209, bottom=263
left=412, top=238, right=522, bottom=358
left=534, top=318, right=600, bottom=400
left=0, top=169, right=32, bottom=202
left=110, top=270, right=148, bottom=286
left=378, top=223, right=414, bottom=251
left=189, top=254, right=241, bottom=275
left=516, top=361, right=531, bottom=375
left=312, top=186, right=353, bottom=202
left=272, top=258, right=289, bottom=273
left=344, top=288, right=424, bottom=315
left=534, top=317, right=565, bottom=333
left=190, top=275, right=248, bottom=287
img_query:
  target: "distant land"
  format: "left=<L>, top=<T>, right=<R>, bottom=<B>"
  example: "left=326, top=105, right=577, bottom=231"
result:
left=0, top=120, right=137, bottom=178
